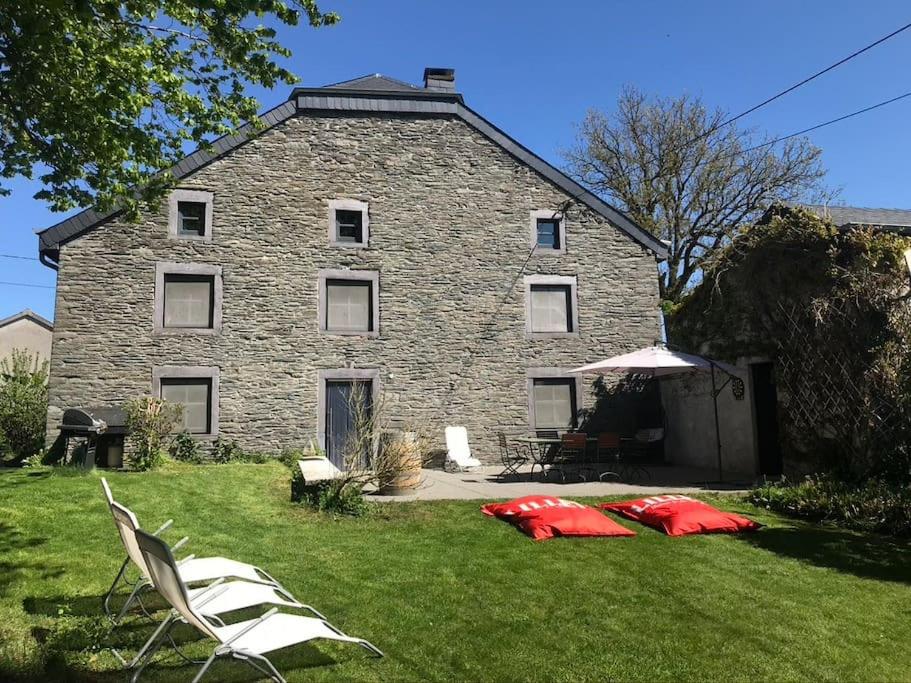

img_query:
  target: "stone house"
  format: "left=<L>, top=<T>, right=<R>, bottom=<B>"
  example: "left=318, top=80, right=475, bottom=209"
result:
left=37, top=68, right=666, bottom=465
left=0, top=309, right=53, bottom=365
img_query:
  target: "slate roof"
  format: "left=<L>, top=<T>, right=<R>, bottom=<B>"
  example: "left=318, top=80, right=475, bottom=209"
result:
left=36, top=73, right=666, bottom=261
left=0, top=309, right=53, bottom=331
left=804, top=204, right=911, bottom=233
left=325, top=74, right=423, bottom=92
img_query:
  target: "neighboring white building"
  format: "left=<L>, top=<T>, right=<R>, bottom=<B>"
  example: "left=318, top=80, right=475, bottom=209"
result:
left=0, top=310, right=53, bottom=366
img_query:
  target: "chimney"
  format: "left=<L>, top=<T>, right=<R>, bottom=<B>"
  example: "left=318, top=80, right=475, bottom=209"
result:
left=423, top=67, right=455, bottom=92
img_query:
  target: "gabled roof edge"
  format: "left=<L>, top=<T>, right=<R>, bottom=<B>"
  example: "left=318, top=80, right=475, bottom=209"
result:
left=0, top=309, right=54, bottom=331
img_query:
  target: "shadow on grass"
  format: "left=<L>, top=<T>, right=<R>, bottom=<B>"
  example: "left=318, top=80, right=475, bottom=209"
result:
left=739, top=523, right=911, bottom=584
left=0, top=522, right=63, bottom=598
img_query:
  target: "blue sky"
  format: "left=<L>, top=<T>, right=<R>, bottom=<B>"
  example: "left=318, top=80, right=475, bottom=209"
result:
left=2, top=0, right=910, bottom=321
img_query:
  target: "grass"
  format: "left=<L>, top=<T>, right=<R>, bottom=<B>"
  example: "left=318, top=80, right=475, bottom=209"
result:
left=0, top=463, right=908, bottom=682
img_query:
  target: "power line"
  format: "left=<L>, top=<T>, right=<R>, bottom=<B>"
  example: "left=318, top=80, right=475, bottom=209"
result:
left=0, top=281, right=54, bottom=289
left=739, top=90, right=911, bottom=155
left=0, top=253, right=39, bottom=261
left=691, top=20, right=911, bottom=145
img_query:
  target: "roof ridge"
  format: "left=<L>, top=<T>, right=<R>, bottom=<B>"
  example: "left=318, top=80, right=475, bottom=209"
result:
left=0, top=309, right=54, bottom=330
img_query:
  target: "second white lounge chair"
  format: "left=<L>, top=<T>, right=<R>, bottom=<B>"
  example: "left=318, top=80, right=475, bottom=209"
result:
left=444, top=426, right=482, bottom=471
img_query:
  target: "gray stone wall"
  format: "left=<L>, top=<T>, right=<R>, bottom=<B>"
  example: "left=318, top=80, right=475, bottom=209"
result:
left=47, top=113, right=662, bottom=462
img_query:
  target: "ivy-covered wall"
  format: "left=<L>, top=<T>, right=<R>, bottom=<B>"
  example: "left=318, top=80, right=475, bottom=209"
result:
left=667, top=206, right=911, bottom=482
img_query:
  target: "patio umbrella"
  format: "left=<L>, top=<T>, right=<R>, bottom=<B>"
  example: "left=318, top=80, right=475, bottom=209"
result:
left=570, top=345, right=739, bottom=482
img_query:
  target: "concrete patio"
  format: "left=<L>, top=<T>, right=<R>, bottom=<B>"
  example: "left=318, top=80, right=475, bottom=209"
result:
left=368, top=464, right=752, bottom=502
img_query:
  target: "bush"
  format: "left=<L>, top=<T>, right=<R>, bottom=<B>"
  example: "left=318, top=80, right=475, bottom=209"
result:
left=748, top=476, right=911, bottom=537
left=293, top=478, right=369, bottom=517
left=124, top=397, right=181, bottom=471
left=169, top=431, right=203, bottom=463
left=0, top=350, right=49, bottom=465
left=212, top=437, right=244, bottom=463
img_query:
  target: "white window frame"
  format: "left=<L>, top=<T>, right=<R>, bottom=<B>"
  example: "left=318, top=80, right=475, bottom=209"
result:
left=524, top=274, right=579, bottom=339
left=328, top=199, right=370, bottom=248
left=152, top=366, right=220, bottom=438
left=529, top=210, right=566, bottom=255
left=317, top=269, right=380, bottom=337
left=526, top=368, right=583, bottom=432
left=154, top=262, right=223, bottom=335
left=168, top=189, right=214, bottom=242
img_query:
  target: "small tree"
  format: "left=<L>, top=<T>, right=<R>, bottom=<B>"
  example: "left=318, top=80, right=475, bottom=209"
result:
left=0, top=349, right=49, bottom=464
left=125, top=397, right=182, bottom=471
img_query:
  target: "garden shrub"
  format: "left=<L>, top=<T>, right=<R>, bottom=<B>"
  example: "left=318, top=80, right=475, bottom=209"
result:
left=748, top=476, right=911, bottom=537
left=124, top=397, right=181, bottom=471
left=169, top=431, right=203, bottom=463
left=212, top=437, right=244, bottom=463
left=0, top=350, right=48, bottom=465
left=293, top=479, right=369, bottom=517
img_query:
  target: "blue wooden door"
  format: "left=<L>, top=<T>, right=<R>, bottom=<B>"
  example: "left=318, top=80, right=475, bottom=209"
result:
left=325, top=380, right=372, bottom=469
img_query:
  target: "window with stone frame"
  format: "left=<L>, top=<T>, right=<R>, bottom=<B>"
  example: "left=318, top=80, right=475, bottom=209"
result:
left=177, top=201, right=207, bottom=237
left=160, top=378, right=213, bottom=434
left=325, top=279, right=373, bottom=332
left=532, top=378, right=578, bottom=430
left=530, top=284, right=572, bottom=333
left=163, top=274, right=214, bottom=328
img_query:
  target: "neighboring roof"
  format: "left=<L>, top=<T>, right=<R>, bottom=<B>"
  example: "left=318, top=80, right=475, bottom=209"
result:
left=37, top=73, right=667, bottom=260
left=0, top=309, right=53, bottom=331
left=804, top=204, right=911, bottom=234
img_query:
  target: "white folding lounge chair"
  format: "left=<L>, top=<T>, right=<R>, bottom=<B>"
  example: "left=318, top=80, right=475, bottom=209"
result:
left=100, top=479, right=285, bottom=622
left=444, top=426, right=481, bottom=471
left=108, top=500, right=326, bottom=669
left=131, top=529, right=383, bottom=683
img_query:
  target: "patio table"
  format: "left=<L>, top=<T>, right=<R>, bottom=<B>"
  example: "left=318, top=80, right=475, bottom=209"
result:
left=514, top=436, right=599, bottom=481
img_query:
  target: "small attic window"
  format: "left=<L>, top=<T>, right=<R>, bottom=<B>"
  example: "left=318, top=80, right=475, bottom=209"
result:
left=168, top=189, right=213, bottom=242
left=328, top=199, right=369, bottom=248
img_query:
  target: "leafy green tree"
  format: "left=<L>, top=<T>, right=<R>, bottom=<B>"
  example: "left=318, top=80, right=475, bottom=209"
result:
left=0, top=349, right=49, bottom=464
left=0, top=1, right=338, bottom=214
left=564, top=87, right=829, bottom=304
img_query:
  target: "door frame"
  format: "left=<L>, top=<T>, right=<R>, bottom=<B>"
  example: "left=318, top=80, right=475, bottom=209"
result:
left=317, top=368, right=381, bottom=455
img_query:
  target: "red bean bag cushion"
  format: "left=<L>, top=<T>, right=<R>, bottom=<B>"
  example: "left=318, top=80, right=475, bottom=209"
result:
left=600, top=495, right=761, bottom=537
left=482, top=495, right=636, bottom=541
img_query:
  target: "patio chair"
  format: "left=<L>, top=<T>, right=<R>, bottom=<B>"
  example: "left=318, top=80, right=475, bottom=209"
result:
left=131, top=528, right=382, bottom=683
left=617, top=429, right=661, bottom=483
left=444, top=426, right=481, bottom=471
left=595, top=432, right=622, bottom=482
left=546, top=433, right=587, bottom=482
left=101, top=479, right=285, bottom=623
left=496, top=432, right=528, bottom=480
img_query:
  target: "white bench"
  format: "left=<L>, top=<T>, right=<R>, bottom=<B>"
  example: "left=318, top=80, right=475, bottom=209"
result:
left=297, top=457, right=344, bottom=486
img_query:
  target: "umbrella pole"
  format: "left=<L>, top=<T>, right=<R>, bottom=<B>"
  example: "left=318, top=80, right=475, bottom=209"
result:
left=710, top=364, right=723, bottom=482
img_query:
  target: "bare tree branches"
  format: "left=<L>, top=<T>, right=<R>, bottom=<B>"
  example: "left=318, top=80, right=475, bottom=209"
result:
left=563, top=87, right=829, bottom=303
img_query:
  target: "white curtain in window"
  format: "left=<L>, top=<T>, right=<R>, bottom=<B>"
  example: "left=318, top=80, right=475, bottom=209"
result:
left=531, top=286, right=569, bottom=332
left=533, top=381, right=574, bottom=428
left=164, top=279, right=211, bottom=327
left=327, top=281, right=370, bottom=331
left=161, top=382, right=209, bottom=433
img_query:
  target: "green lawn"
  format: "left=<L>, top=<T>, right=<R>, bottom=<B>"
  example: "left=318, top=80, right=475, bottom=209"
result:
left=0, top=463, right=908, bottom=682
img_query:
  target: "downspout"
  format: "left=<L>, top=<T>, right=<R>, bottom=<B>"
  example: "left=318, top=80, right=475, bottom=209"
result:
left=39, top=250, right=59, bottom=271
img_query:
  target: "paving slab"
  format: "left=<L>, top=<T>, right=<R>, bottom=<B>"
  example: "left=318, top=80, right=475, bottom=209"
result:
left=367, top=465, right=751, bottom=502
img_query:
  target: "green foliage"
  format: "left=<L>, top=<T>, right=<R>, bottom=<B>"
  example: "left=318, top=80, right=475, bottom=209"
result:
left=670, top=207, right=911, bottom=482
left=211, top=437, right=244, bottom=463
left=124, top=397, right=181, bottom=471
left=0, top=1, right=339, bottom=214
left=293, top=478, right=369, bottom=517
left=0, top=350, right=49, bottom=465
left=749, top=477, right=911, bottom=537
left=168, top=430, right=203, bottom=463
